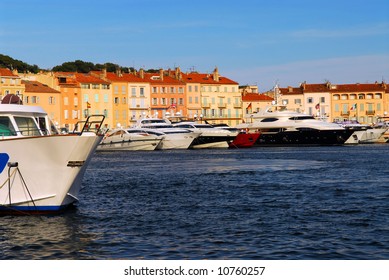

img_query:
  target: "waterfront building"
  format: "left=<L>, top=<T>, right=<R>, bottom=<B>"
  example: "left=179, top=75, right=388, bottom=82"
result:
left=182, top=69, right=202, bottom=120
left=22, top=80, right=61, bottom=128
left=144, top=68, right=186, bottom=120
left=0, top=68, right=24, bottom=100
left=279, top=81, right=388, bottom=124
left=330, top=82, right=387, bottom=124
left=182, top=67, right=240, bottom=126
left=74, top=73, right=111, bottom=129
left=91, top=69, right=148, bottom=128
left=241, top=91, right=273, bottom=115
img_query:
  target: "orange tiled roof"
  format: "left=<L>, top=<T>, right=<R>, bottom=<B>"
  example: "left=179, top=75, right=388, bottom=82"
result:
left=75, top=73, right=110, bottom=84
left=22, top=80, right=60, bottom=94
left=279, top=87, right=304, bottom=95
left=106, top=72, right=146, bottom=83
left=280, top=82, right=388, bottom=94
left=181, top=72, right=238, bottom=85
left=330, top=83, right=387, bottom=92
left=143, top=72, right=185, bottom=85
left=0, top=68, right=19, bottom=77
left=242, top=93, right=273, bottom=102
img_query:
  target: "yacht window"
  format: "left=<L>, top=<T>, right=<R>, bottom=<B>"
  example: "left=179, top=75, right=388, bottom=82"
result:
left=296, top=127, right=319, bottom=132
left=0, top=116, right=17, bottom=136
left=289, top=116, right=315, bottom=120
left=261, top=118, right=278, bottom=122
left=175, top=124, right=192, bottom=128
left=14, top=117, right=41, bottom=136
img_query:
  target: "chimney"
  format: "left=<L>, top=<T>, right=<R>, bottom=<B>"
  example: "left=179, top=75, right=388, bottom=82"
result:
left=159, top=69, right=164, bottom=81
left=213, top=67, right=219, bottom=82
left=175, top=67, right=181, bottom=80
left=139, top=68, right=144, bottom=79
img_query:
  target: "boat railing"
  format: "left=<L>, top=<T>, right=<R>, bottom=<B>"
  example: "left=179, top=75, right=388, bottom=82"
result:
left=72, top=115, right=106, bottom=135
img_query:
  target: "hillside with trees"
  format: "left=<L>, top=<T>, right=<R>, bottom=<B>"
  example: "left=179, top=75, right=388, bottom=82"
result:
left=0, top=54, right=40, bottom=73
left=1, top=54, right=163, bottom=74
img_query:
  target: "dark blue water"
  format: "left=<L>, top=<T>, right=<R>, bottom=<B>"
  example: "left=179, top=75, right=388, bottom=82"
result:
left=1, top=145, right=389, bottom=260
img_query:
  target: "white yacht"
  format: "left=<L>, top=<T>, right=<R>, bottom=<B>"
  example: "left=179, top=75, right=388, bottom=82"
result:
left=335, top=121, right=388, bottom=144
left=134, top=118, right=201, bottom=149
left=0, top=100, right=104, bottom=214
left=237, top=105, right=354, bottom=146
left=173, top=122, right=238, bottom=148
left=97, top=128, right=163, bottom=151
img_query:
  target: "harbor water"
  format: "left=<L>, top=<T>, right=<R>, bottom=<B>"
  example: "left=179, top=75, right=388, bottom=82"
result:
left=1, top=145, right=389, bottom=260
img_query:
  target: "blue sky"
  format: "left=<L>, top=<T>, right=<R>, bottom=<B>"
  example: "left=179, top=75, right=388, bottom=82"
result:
left=1, top=0, right=388, bottom=91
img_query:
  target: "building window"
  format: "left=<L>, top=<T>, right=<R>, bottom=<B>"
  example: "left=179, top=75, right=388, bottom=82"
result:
left=294, top=99, right=301, bottom=104
left=152, top=98, right=158, bottom=105
left=188, top=85, right=192, bottom=92
left=307, top=97, right=313, bottom=103
left=114, top=97, right=119, bottom=104
left=92, top=84, right=99, bottom=89
left=140, top=88, right=145, bottom=97
left=320, top=97, right=325, bottom=103
left=131, top=88, right=136, bottom=97
left=152, top=87, right=158, bottom=93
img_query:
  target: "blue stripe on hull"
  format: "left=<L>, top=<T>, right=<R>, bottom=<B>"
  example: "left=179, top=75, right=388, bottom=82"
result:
left=0, top=204, right=74, bottom=215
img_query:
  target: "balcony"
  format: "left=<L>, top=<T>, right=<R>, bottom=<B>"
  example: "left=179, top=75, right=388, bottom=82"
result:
left=341, top=111, right=350, bottom=116
left=217, top=103, right=227, bottom=108
left=366, top=110, right=375, bottom=115
left=233, top=103, right=242, bottom=108
left=129, top=105, right=148, bottom=110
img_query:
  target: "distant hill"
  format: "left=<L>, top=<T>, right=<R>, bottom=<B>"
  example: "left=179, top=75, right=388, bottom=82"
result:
left=0, top=54, right=40, bottom=73
left=1, top=54, right=168, bottom=74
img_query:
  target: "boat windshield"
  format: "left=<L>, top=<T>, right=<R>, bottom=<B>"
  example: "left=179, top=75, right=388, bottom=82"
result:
left=0, top=116, right=17, bottom=136
left=14, top=116, right=41, bottom=136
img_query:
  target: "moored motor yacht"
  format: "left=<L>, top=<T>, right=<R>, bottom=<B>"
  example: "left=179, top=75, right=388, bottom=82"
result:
left=334, top=120, right=388, bottom=144
left=97, top=128, right=163, bottom=151
left=0, top=100, right=104, bottom=214
left=134, top=118, right=201, bottom=149
left=173, top=122, right=239, bottom=148
left=237, top=105, right=354, bottom=146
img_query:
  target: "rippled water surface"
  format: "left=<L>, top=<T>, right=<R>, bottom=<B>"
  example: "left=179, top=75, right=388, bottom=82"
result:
left=1, top=145, right=389, bottom=259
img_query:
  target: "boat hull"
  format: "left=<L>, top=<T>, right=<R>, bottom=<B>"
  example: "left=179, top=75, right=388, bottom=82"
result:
left=345, top=128, right=387, bottom=144
left=0, top=133, right=102, bottom=214
left=254, top=129, right=354, bottom=146
left=97, top=137, right=162, bottom=151
left=229, top=132, right=260, bottom=148
left=156, top=133, right=198, bottom=150
left=190, top=135, right=236, bottom=149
